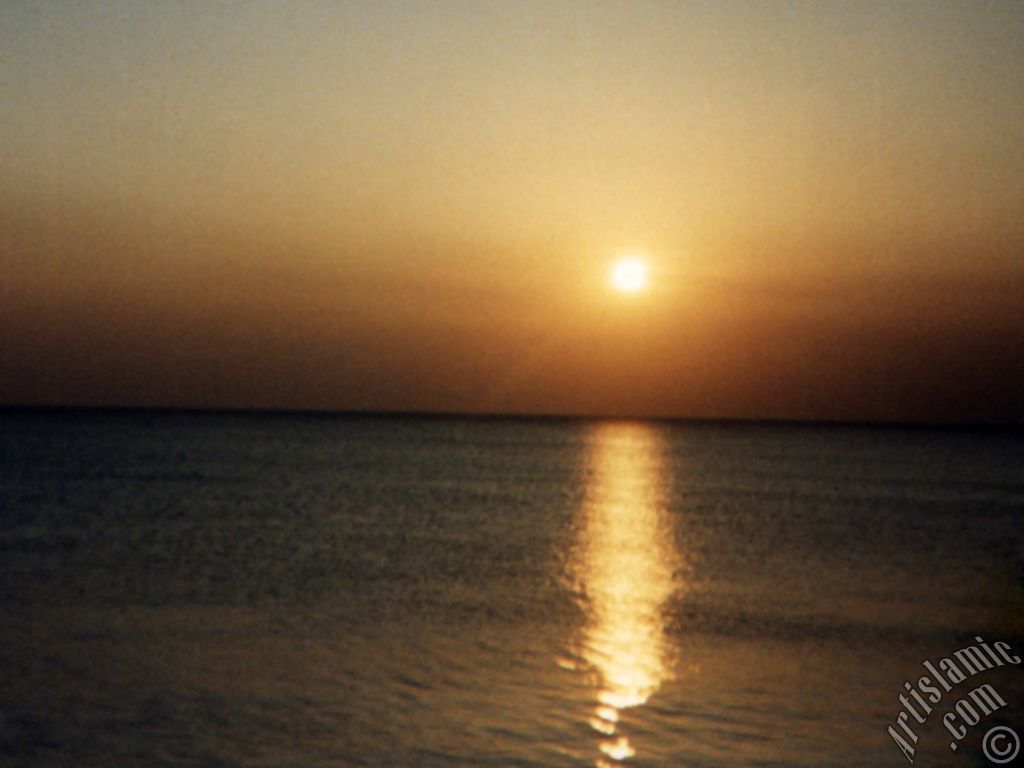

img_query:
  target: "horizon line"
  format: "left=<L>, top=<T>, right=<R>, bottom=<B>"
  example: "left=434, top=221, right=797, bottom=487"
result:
left=1, top=402, right=1020, bottom=432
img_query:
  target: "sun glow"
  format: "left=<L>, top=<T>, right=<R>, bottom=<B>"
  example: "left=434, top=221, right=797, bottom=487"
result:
left=612, top=258, right=647, bottom=293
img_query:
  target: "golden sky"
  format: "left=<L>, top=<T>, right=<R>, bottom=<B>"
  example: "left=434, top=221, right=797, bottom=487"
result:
left=2, top=1, right=1022, bottom=422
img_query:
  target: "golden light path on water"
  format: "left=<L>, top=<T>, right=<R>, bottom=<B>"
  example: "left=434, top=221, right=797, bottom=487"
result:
left=567, top=422, right=685, bottom=766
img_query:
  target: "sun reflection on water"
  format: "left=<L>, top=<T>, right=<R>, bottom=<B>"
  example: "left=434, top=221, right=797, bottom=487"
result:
left=567, top=422, right=684, bottom=765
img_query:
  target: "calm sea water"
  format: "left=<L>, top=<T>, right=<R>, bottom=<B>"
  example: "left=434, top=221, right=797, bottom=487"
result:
left=1, top=410, right=1022, bottom=767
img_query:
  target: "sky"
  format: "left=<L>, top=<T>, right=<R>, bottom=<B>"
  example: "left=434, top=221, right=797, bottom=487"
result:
left=2, top=0, right=1022, bottom=423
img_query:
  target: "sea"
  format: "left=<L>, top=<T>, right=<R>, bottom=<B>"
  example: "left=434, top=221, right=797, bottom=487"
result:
left=1, top=409, right=1022, bottom=767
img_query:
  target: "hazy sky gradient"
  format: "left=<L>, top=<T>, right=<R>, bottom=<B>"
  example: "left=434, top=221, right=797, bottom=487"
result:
left=2, top=1, right=1022, bottom=422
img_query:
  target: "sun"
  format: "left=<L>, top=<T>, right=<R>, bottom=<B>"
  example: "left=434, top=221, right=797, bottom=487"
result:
left=612, top=257, right=647, bottom=293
